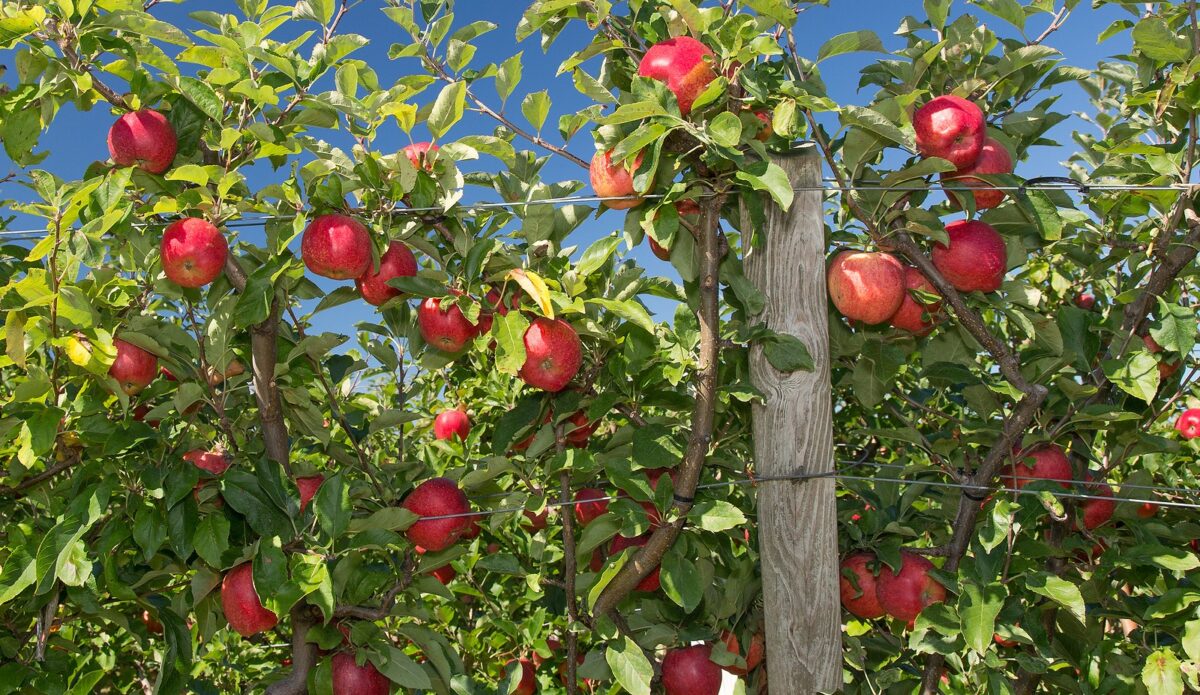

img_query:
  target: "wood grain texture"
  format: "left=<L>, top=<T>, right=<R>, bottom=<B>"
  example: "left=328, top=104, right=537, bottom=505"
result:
left=744, top=145, right=841, bottom=693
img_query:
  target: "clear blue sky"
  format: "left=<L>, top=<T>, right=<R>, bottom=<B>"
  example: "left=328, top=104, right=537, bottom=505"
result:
left=0, top=2, right=1133, bottom=337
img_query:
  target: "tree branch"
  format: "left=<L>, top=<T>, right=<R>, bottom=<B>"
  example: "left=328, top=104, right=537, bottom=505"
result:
left=558, top=427, right=580, bottom=695
left=264, top=604, right=321, bottom=695
left=0, top=446, right=82, bottom=499
left=333, top=557, right=414, bottom=620
left=43, top=19, right=128, bottom=110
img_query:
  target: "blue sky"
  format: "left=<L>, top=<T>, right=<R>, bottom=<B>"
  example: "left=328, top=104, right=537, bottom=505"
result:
left=0, top=2, right=1134, bottom=336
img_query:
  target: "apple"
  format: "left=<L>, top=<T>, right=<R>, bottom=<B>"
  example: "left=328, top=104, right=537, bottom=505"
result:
left=464, top=520, right=483, bottom=541
left=556, top=652, right=590, bottom=690
left=297, top=475, right=324, bottom=512
left=141, top=609, right=163, bottom=635
left=110, top=339, right=158, bottom=396
left=637, top=36, right=717, bottom=116
left=403, top=141, right=439, bottom=171
left=523, top=506, right=550, bottom=532
left=108, top=109, right=177, bottom=174
left=1137, top=501, right=1159, bottom=518
left=993, top=632, right=1018, bottom=648
left=646, top=467, right=677, bottom=491
left=565, top=411, right=597, bottom=447
left=753, top=110, right=773, bottom=141
left=1080, top=477, right=1115, bottom=530
left=1005, top=444, right=1072, bottom=489
left=573, top=487, right=609, bottom=526
left=401, top=477, right=472, bottom=551
left=1144, top=335, right=1181, bottom=379
left=609, top=534, right=660, bottom=591
left=418, top=296, right=480, bottom=353
left=649, top=237, right=671, bottom=261
left=205, top=359, right=245, bottom=387
left=433, top=407, right=471, bottom=441
left=504, top=658, right=536, bottom=695
left=661, top=644, right=722, bottom=695
left=220, top=563, right=278, bottom=636
left=589, top=150, right=644, bottom=210
left=839, top=551, right=885, bottom=619
left=356, top=240, right=417, bottom=306
left=161, top=218, right=228, bottom=288
left=945, top=137, right=1013, bottom=210
left=720, top=629, right=764, bottom=675
left=184, top=449, right=230, bottom=476
left=1074, top=292, right=1096, bottom=310
left=431, top=564, right=457, bottom=585
left=889, top=266, right=942, bottom=334
left=160, top=365, right=178, bottom=381
left=331, top=652, right=390, bottom=695
left=519, top=317, right=582, bottom=392
left=133, top=404, right=160, bottom=428
left=193, top=481, right=224, bottom=509
left=300, top=214, right=372, bottom=280
left=826, top=251, right=906, bottom=324
left=931, top=219, right=1007, bottom=292
left=912, top=95, right=986, bottom=168
left=875, top=551, right=947, bottom=624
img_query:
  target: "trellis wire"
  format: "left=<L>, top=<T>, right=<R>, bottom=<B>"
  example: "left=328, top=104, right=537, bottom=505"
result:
left=0, top=180, right=1192, bottom=241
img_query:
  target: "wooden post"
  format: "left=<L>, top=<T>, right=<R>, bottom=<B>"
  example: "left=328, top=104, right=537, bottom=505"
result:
left=744, top=144, right=841, bottom=693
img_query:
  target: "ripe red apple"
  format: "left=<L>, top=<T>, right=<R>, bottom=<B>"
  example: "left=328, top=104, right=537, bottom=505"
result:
left=1074, top=292, right=1096, bottom=310
left=589, top=150, right=644, bottom=210
left=110, top=339, right=158, bottom=396
left=913, top=95, right=986, bottom=169
left=573, top=488, right=609, bottom=526
left=826, top=251, right=906, bottom=324
left=133, top=404, right=160, bottom=427
left=1080, top=477, right=1115, bottom=530
left=993, top=632, right=1018, bottom=648
left=220, top=563, right=278, bottom=637
left=556, top=652, right=589, bottom=689
left=160, top=365, right=178, bottom=382
left=418, top=296, right=479, bottom=353
left=161, top=218, right=228, bottom=288
left=401, top=477, right=472, bottom=552
left=637, top=36, right=717, bottom=116
left=646, top=467, right=677, bottom=491
left=523, top=506, right=550, bottom=531
left=875, top=551, right=947, bottom=624
left=519, top=317, right=582, bottom=392
left=753, top=110, right=773, bottom=141
left=193, top=481, right=224, bottom=509
left=839, top=551, right=885, bottom=619
left=720, top=629, right=764, bottom=675
left=931, top=219, right=1007, bottom=293
left=331, top=652, right=390, bottom=695
left=504, top=658, right=536, bottom=695
left=661, top=644, right=722, bottom=695
left=403, top=141, right=439, bottom=171
left=297, top=475, right=324, bottom=512
left=141, top=609, right=163, bottom=635
left=184, top=449, right=230, bottom=476
left=1145, top=335, right=1181, bottom=379
left=300, top=214, right=372, bottom=280
left=649, top=237, right=671, bottom=261
left=889, top=266, right=942, bottom=334
left=433, top=407, right=471, bottom=441
left=565, top=411, right=598, bottom=447
left=108, top=109, right=177, bottom=174
left=1137, top=501, right=1159, bottom=518
left=945, top=137, right=1013, bottom=210
left=355, top=241, right=417, bottom=306
left=1005, top=444, right=1072, bottom=489
left=431, top=564, right=457, bottom=585
left=609, top=534, right=660, bottom=591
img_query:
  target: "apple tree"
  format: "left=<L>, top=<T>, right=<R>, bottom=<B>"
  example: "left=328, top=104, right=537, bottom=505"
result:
left=0, top=1, right=1197, bottom=694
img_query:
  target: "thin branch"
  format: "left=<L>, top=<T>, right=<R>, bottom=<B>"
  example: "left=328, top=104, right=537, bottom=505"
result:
left=0, top=446, right=83, bottom=499
left=333, top=556, right=414, bottom=620
left=43, top=19, right=127, bottom=110
left=559, top=428, right=580, bottom=695
left=263, top=604, right=321, bottom=695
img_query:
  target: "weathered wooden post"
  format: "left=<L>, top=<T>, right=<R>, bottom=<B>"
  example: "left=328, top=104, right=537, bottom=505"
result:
left=744, top=144, right=841, bottom=693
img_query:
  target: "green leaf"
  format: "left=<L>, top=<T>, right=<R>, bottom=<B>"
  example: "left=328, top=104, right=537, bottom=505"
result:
left=1026, top=572, right=1084, bottom=621
left=661, top=545, right=702, bottom=612
left=1102, top=352, right=1160, bottom=403
left=1183, top=620, right=1200, bottom=663
left=493, top=311, right=531, bottom=377
left=840, top=105, right=914, bottom=151
left=1141, top=649, right=1183, bottom=695
left=348, top=507, right=418, bottom=534
left=428, top=81, right=466, bottom=139
left=817, top=30, right=884, bottom=62
left=371, top=645, right=432, bottom=689
left=0, top=549, right=36, bottom=606
left=734, top=160, right=794, bottom=210
left=177, top=77, right=224, bottom=122
left=315, top=473, right=350, bottom=539
left=495, top=52, right=522, bottom=105
left=762, top=332, right=815, bottom=373
left=221, top=471, right=293, bottom=540
left=958, top=582, right=1004, bottom=654
left=969, top=0, right=1025, bottom=30
left=1132, top=18, right=1191, bottom=63
left=193, top=513, right=229, bottom=567
left=576, top=235, right=622, bottom=278
left=707, top=111, right=742, bottom=147
left=1150, top=298, right=1196, bottom=358
left=689, top=499, right=747, bottom=532
left=585, top=298, right=655, bottom=335
left=521, top=90, right=551, bottom=133
left=605, top=636, right=652, bottom=695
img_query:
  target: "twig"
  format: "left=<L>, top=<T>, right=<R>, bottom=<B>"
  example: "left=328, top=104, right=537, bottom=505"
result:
left=43, top=19, right=127, bottom=110
left=559, top=427, right=580, bottom=695
left=0, top=447, right=83, bottom=499
left=334, top=555, right=413, bottom=620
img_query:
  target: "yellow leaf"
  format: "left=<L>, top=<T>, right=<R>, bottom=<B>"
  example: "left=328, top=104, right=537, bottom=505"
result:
left=64, top=336, right=93, bottom=367
left=508, top=269, right=553, bottom=319
left=5, top=311, right=25, bottom=368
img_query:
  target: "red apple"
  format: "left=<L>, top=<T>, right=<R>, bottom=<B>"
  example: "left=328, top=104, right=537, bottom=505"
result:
left=159, top=365, right=178, bottom=382
left=184, top=449, right=230, bottom=476
left=205, top=359, right=245, bottom=387
left=504, top=658, right=536, bottom=695
left=826, top=251, right=906, bottom=324
left=1137, top=501, right=1159, bottom=518
left=161, top=218, right=228, bottom=288
left=403, top=141, right=439, bottom=171
left=875, top=551, right=947, bottom=624
left=433, top=407, right=471, bottom=441
left=193, top=481, right=224, bottom=509
left=1074, top=292, right=1096, bottom=310
left=108, top=109, right=177, bottom=174
left=110, top=339, right=158, bottom=396
left=355, top=240, right=417, bottom=306
left=931, top=219, right=1007, bottom=293
left=720, top=629, right=764, bottom=675
left=637, top=37, right=717, bottom=116
left=431, top=564, right=457, bottom=585
left=609, top=534, right=660, bottom=591
left=661, top=644, right=722, bottom=695
left=1080, top=477, right=1115, bottom=530
left=573, top=487, right=609, bottom=526
left=646, top=467, right=677, bottom=491
left=133, top=404, right=160, bottom=427
left=839, top=551, right=885, bottom=619
left=1145, top=335, right=1182, bottom=379
left=889, top=266, right=942, bottom=334
left=913, top=95, right=986, bottom=169
left=141, top=609, right=163, bottom=635
left=418, top=296, right=479, bottom=353
left=301, top=214, right=372, bottom=280
left=565, top=411, right=597, bottom=447
left=589, top=150, right=644, bottom=210
left=220, top=563, right=278, bottom=637
left=519, top=317, right=582, bottom=392
left=676, top=199, right=702, bottom=217
left=401, top=477, right=472, bottom=552
left=649, top=237, right=671, bottom=261
left=945, top=137, right=1013, bottom=210
left=753, top=110, right=773, bottom=141
left=523, top=506, right=549, bottom=532
left=297, top=475, right=324, bottom=512
left=993, top=631, right=1018, bottom=648
left=1005, top=444, right=1072, bottom=489
left=331, top=652, right=390, bottom=695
